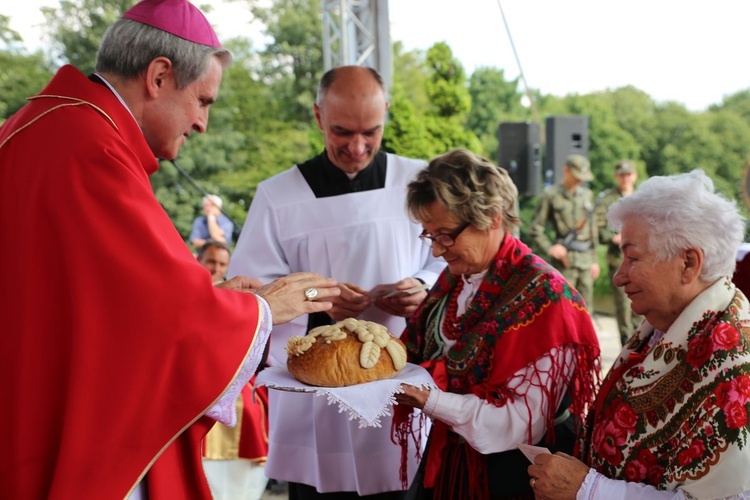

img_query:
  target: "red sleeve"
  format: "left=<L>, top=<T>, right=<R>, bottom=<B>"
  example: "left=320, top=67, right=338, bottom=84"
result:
left=0, top=84, right=260, bottom=498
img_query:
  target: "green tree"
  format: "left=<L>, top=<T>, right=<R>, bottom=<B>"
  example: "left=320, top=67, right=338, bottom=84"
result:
left=0, top=12, right=54, bottom=121
left=423, top=42, right=480, bottom=154
left=425, top=42, right=470, bottom=118
left=249, top=0, right=323, bottom=123
left=20, top=0, right=750, bottom=246
left=0, top=14, right=22, bottom=46
left=713, top=89, right=750, bottom=122
left=42, top=0, right=135, bottom=74
left=383, top=42, right=436, bottom=159
left=150, top=35, right=317, bottom=238
left=221, top=53, right=319, bottom=230
left=703, top=108, right=750, bottom=200
left=0, top=51, right=53, bottom=119
left=384, top=81, right=441, bottom=159
left=540, top=92, right=640, bottom=193
left=645, top=103, right=719, bottom=178
left=467, top=66, right=527, bottom=159
left=603, top=86, right=658, bottom=157
left=390, top=41, right=430, bottom=112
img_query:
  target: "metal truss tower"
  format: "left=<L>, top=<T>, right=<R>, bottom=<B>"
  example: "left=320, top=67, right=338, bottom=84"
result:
left=321, top=0, right=392, bottom=91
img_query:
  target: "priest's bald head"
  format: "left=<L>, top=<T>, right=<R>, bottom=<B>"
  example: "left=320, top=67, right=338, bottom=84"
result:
left=95, top=0, right=232, bottom=160
left=314, top=66, right=390, bottom=175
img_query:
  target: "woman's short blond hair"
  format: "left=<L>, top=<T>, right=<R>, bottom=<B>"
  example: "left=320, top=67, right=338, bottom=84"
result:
left=407, top=148, right=520, bottom=232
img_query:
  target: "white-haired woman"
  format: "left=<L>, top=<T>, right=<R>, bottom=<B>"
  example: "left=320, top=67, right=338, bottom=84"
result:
left=529, top=170, right=750, bottom=499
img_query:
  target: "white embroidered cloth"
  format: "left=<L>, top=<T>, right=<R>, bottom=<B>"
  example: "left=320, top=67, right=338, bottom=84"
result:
left=256, top=363, right=435, bottom=428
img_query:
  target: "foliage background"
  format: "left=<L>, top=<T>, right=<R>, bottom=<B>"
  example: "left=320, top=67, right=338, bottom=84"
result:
left=3, top=0, right=750, bottom=301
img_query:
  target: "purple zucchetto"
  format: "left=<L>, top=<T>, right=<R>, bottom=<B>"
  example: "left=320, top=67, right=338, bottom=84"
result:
left=122, top=0, right=222, bottom=48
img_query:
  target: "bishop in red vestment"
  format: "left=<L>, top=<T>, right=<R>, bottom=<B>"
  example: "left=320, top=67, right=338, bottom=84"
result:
left=0, top=1, right=337, bottom=498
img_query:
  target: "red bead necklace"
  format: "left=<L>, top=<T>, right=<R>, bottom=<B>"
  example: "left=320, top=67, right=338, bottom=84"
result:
left=441, top=278, right=465, bottom=341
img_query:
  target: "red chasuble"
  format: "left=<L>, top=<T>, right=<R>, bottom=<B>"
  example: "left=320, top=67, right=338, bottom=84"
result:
left=0, top=66, right=261, bottom=499
left=203, top=375, right=269, bottom=463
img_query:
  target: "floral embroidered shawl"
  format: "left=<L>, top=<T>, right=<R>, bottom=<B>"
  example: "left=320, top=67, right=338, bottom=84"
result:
left=581, top=278, right=750, bottom=498
left=400, top=235, right=600, bottom=498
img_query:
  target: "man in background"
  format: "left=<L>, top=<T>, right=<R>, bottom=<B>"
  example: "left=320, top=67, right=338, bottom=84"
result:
left=529, top=154, right=600, bottom=310
left=595, top=160, right=642, bottom=345
left=191, top=194, right=234, bottom=249
left=197, top=239, right=231, bottom=282
left=229, top=65, right=446, bottom=498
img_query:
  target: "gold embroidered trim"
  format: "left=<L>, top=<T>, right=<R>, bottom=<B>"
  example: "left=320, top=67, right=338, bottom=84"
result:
left=0, top=95, right=118, bottom=152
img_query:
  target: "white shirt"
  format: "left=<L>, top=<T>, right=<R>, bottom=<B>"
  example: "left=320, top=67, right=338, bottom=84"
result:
left=228, top=154, right=446, bottom=494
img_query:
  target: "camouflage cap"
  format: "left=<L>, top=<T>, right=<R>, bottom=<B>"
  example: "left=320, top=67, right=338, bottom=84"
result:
left=615, top=160, right=636, bottom=175
left=565, top=154, right=593, bottom=181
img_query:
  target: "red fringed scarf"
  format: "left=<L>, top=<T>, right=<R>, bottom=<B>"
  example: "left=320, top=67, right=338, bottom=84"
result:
left=395, top=235, right=600, bottom=499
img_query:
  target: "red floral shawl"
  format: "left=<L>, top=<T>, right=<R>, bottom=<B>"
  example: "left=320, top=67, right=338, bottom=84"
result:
left=581, top=278, right=750, bottom=498
left=399, top=235, right=600, bottom=498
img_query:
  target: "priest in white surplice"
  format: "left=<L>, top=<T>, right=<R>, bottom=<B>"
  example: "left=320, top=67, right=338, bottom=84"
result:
left=228, top=66, right=446, bottom=498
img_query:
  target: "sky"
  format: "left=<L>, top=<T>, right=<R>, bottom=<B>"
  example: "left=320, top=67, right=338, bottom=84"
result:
left=4, top=0, right=750, bottom=111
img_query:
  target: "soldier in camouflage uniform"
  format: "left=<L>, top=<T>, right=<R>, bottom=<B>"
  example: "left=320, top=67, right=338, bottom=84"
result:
left=529, top=154, right=600, bottom=311
left=595, top=160, right=643, bottom=345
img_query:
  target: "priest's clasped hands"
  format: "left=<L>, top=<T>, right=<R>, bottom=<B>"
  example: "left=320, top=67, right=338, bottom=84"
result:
left=325, top=277, right=429, bottom=321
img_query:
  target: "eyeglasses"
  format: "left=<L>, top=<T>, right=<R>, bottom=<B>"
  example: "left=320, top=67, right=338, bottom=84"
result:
left=419, top=222, right=470, bottom=248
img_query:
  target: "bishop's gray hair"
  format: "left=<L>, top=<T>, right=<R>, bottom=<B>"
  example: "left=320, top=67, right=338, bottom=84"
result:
left=95, top=18, right=231, bottom=90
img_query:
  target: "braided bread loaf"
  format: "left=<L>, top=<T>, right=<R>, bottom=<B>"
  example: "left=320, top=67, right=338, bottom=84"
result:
left=286, top=318, right=407, bottom=387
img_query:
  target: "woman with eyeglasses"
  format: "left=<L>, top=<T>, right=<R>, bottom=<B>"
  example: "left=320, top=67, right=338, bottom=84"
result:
left=393, top=148, right=601, bottom=500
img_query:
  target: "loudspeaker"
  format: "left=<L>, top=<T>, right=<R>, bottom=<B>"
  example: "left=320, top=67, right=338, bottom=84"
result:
left=497, top=121, right=542, bottom=196
left=544, top=116, right=589, bottom=185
